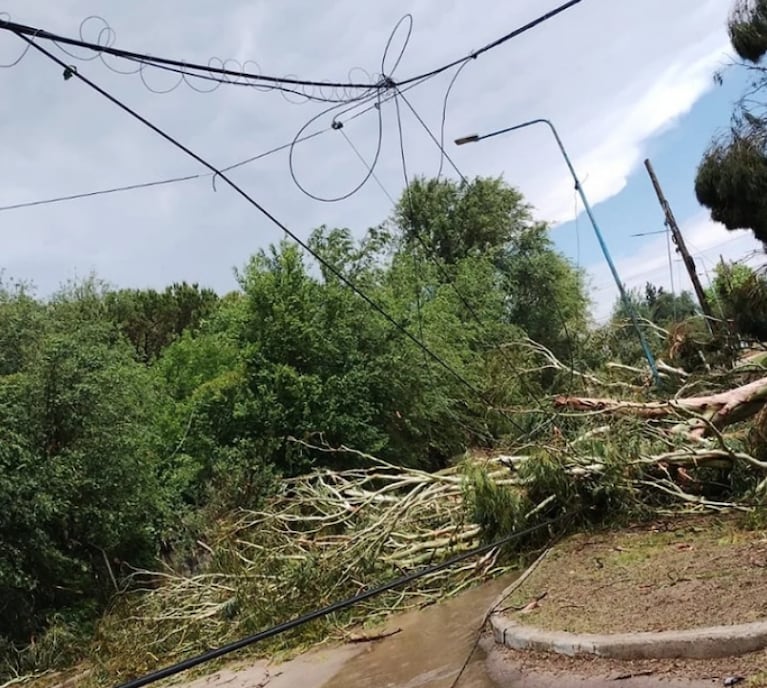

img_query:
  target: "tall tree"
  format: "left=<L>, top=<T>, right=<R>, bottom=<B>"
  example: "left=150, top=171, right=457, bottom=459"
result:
left=0, top=291, right=166, bottom=645
left=394, top=176, right=532, bottom=264
left=695, top=0, right=767, bottom=245
left=392, top=176, right=589, bottom=360
left=612, top=282, right=699, bottom=326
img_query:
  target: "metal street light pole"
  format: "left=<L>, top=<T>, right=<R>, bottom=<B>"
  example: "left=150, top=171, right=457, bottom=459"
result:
left=456, top=118, right=661, bottom=387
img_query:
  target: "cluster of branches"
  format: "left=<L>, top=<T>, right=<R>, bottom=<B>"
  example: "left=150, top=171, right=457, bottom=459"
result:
left=86, top=447, right=528, bottom=683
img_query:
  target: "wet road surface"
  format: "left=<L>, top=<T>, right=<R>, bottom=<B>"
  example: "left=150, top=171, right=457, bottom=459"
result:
left=184, top=575, right=716, bottom=688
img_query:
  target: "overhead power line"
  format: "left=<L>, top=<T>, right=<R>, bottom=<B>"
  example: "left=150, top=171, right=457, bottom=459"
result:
left=0, top=2, right=587, bottom=210
left=0, top=130, right=326, bottom=213
left=11, top=29, right=528, bottom=437
left=0, top=75, right=422, bottom=214
left=0, top=1, right=584, bottom=92
left=396, top=0, right=584, bottom=87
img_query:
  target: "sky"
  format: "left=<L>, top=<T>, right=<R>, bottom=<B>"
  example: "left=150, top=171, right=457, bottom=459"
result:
left=0, top=0, right=763, bottom=322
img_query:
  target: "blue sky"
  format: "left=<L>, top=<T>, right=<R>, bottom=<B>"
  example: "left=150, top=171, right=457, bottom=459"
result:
left=0, top=0, right=763, bottom=322
left=550, top=66, right=763, bottom=320
left=553, top=71, right=748, bottom=261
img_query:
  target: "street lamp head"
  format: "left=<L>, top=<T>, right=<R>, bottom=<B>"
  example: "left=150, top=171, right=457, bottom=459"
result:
left=454, top=134, right=479, bottom=146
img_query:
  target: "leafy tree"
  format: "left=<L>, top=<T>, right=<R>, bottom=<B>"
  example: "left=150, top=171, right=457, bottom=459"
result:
left=394, top=176, right=532, bottom=264
left=497, top=224, right=588, bottom=361
left=233, top=238, right=433, bottom=472
left=0, top=174, right=589, bottom=668
left=594, top=283, right=702, bottom=370
left=0, top=276, right=44, bottom=376
left=695, top=121, right=767, bottom=244
left=695, top=0, right=767, bottom=244
left=392, top=176, right=589, bottom=361
left=728, top=0, right=767, bottom=63
left=612, top=282, right=699, bottom=326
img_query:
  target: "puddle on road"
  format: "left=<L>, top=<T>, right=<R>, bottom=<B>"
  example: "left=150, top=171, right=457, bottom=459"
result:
left=185, top=575, right=515, bottom=688
left=320, top=575, right=513, bottom=688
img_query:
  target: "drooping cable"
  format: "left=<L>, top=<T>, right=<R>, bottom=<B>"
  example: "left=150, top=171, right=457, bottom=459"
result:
left=0, top=129, right=326, bottom=212
left=437, top=59, right=473, bottom=178
left=392, top=92, right=433, bottom=381
left=0, top=74, right=427, bottom=214
left=338, top=127, right=397, bottom=205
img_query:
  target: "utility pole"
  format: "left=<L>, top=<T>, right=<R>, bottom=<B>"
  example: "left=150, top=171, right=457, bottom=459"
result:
left=643, top=158, right=716, bottom=331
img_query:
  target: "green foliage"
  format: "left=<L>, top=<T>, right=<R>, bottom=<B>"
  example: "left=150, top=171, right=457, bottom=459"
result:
left=598, top=283, right=720, bottom=372
left=462, top=463, right=526, bottom=542
left=709, top=260, right=767, bottom=340
left=695, top=125, right=767, bottom=245
left=394, top=176, right=530, bottom=264
left=698, top=0, right=767, bottom=243
left=0, top=292, right=166, bottom=647
left=498, top=224, right=589, bottom=363
left=104, top=282, right=219, bottom=362
left=611, top=282, right=699, bottom=327
left=520, top=438, right=647, bottom=528
left=728, top=0, right=767, bottom=63
left=393, top=176, right=589, bottom=367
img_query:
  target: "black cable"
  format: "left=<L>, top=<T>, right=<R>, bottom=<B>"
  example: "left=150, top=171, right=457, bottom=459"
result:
left=437, top=60, right=473, bottom=179
left=381, top=14, right=413, bottom=77
left=0, top=17, right=377, bottom=90
left=396, top=0, right=585, bottom=87
left=288, top=90, right=386, bottom=202
left=12, top=30, right=528, bottom=437
left=312, top=83, right=556, bottom=440
left=0, top=129, right=330, bottom=213
left=0, top=1, right=584, bottom=94
left=392, top=92, right=431, bottom=372
left=338, top=128, right=397, bottom=205
left=390, top=87, right=559, bottom=421
left=114, top=514, right=565, bottom=688
left=284, top=13, right=417, bottom=202
left=128, top=59, right=355, bottom=102
left=447, top=530, right=567, bottom=688
left=285, top=75, right=434, bottom=202
left=0, top=173, right=204, bottom=212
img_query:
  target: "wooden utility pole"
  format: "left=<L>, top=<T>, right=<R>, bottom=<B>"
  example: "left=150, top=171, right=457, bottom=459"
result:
left=643, top=158, right=716, bottom=330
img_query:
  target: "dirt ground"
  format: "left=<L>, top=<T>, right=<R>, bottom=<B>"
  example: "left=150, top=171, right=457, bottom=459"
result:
left=494, top=514, right=767, bottom=686
left=503, top=514, right=767, bottom=634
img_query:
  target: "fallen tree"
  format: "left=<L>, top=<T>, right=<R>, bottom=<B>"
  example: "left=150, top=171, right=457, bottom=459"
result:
left=86, top=447, right=537, bottom=683
left=554, top=375, right=767, bottom=438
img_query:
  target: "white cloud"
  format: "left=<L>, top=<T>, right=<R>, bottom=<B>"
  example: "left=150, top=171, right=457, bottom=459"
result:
left=0, top=0, right=742, bottom=295
left=538, top=45, right=728, bottom=222
left=588, top=212, right=766, bottom=322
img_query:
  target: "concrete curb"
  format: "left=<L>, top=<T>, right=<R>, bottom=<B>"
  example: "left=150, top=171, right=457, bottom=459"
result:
left=490, top=614, right=767, bottom=660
